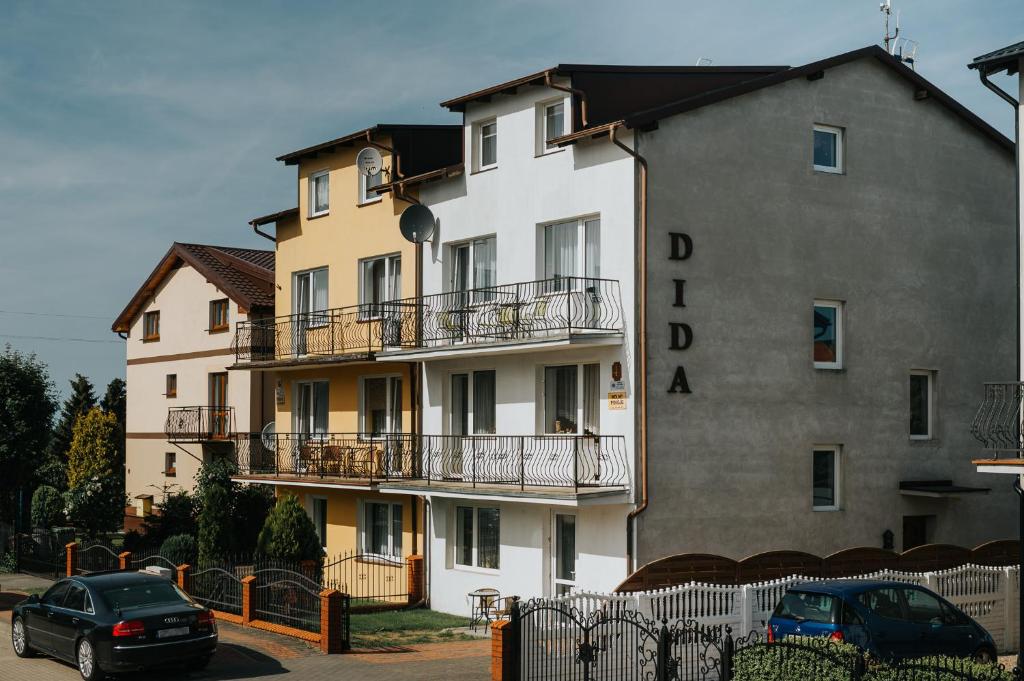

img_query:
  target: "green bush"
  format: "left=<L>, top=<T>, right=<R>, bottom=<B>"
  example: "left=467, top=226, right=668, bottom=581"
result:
left=732, top=637, right=863, bottom=681
left=0, top=551, right=16, bottom=572
left=233, top=484, right=274, bottom=554
left=63, top=474, right=125, bottom=539
left=197, top=484, right=233, bottom=565
left=159, top=534, right=197, bottom=567
left=864, top=656, right=1014, bottom=681
left=256, top=493, right=324, bottom=563
left=31, top=485, right=64, bottom=529
left=142, top=491, right=197, bottom=547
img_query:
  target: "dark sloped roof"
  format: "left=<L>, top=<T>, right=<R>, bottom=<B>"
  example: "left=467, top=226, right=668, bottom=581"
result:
left=276, top=124, right=462, bottom=173
left=250, top=207, right=298, bottom=227
left=970, top=40, right=1024, bottom=75
left=112, top=243, right=274, bottom=333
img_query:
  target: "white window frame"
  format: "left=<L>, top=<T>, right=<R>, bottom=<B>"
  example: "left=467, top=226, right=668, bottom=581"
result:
left=358, top=169, right=384, bottom=206
left=813, top=300, right=844, bottom=370
left=445, top=368, right=497, bottom=435
left=812, top=445, right=841, bottom=512
left=309, top=496, right=328, bottom=550
left=446, top=236, right=497, bottom=300
left=550, top=511, right=578, bottom=597
left=452, top=503, right=500, bottom=572
left=359, top=374, right=403, bottom=436
left=358, top=253, right=401, bottom=320
left=358, top=499, right=404, bottom=558
left=909, top=370, right=934, bottom=441
left=309, top=169, right=330, bottom=217
left=813, top=124, right=844, bottom=174
left=475, top=118, right=498, bottom=171
left=539, top=362, right=600, bottom=436
left=538, top=215, right=600, bottom=284
left=293, top=379, right=329, bottom=438
left=537, top=97, right=568, bottom=155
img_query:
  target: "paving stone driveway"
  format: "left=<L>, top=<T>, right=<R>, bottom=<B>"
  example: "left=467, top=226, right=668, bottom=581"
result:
left=0, top=577, right=490, bottom=681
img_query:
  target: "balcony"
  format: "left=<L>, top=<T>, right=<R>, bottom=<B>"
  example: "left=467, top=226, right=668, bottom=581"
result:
left=971, top=382, right=1024, bottom=473
left=230, top=432, right=630, bottom=499
left=165, top=406, right=235, bottom=443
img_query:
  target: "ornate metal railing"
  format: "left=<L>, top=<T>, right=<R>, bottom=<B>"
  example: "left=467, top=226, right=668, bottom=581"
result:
left=382, top=276, right=625, bottom=349
left=232, top=432, right=629, bottom=490
left=165, top=406, right=235, bottom=442
left=971, top=382, right=1024, bottom=454
left=232, top=305, right=392, bottom=363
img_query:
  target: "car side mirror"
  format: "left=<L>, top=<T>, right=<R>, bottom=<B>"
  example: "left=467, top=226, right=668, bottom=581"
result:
left=26, top=594, right=39, bottom=604
left=930, top=617, right=943, bottom=628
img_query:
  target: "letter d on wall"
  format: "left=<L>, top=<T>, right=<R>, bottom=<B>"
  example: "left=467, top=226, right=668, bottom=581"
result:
left=669, top=233, right=693, bottom=260
left=669, top=323, right=693, bottom=350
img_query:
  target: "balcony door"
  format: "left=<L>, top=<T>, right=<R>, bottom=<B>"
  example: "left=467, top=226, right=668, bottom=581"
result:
left=293, top=268, right=328, bottom=356
left=208, top=373, right=228, bottom=438
left=446, top=237, right=496, bottom=342
left=446, top=371, right=496, bottom=480
left=551, top=512, right=577, bottom=596
left=542, top=218, right=601, bottom=327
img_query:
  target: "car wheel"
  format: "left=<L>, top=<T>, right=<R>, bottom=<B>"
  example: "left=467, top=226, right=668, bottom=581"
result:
left=972, top=646, right=996, bottom=665
left=11, top=616, right=34, bottom=658
left=186, top=654, right=212, bottom=672
left=77, top=637, right=103, bottom=681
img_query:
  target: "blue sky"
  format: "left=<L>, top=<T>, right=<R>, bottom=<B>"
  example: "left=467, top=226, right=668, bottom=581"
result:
left=0, top=0, right=1020, bottom=397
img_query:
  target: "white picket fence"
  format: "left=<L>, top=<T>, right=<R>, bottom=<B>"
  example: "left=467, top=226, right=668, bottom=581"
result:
left=554, top=564, right=1021, bottom=653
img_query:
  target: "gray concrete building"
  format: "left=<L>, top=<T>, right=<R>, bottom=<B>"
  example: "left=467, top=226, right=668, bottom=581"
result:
left=627, top=46, right=1017, bottom=564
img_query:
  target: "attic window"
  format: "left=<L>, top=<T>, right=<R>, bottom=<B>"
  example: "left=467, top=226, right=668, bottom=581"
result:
left=143, top=311, right=160, bottom=341
left=209, top=299, right=229, bottom=333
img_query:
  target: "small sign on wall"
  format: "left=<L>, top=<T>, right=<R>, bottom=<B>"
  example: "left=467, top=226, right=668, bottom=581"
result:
left=275, top=379, right=285, bottom=405
left=609, top=379, right=625, bottom=391
left=608, top=391, right=627, bottom=410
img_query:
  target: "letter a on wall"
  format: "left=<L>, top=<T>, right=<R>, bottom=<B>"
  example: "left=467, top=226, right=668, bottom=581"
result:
left=667, top=366, right=692, bottom=393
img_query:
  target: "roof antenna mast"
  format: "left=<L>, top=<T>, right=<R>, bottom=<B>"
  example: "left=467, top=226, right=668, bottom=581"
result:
left=880, top=1, right=919, bottom=69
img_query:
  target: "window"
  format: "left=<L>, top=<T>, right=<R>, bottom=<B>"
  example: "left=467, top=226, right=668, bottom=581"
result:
left=553, top=513, right=576, bottom=596
left=772, top=591, right=837, bottom=624
left=540, top=100, right=565, bottom=153
left=910, top=371, right=934, bottom=440
left=209, top=299, right=229, bottom=332
left=449, top=370, right=496, bottom=435
left=361, top=376, right=402, bottom=435
left=41, top=581, right=70, bottom=606
left=903, top=515, right=932, bottom=551
left=449, top=236, right=496, bottom=301
left=209, top=372, right=228, bottom=437
left=143, top=311, right=160, bottom=341
left=164, top=452, right=176, bottom=477
left=813, top=301, right=843, bottom=369
left=295, top=381, right=329, bottom=436
left=455, top=505, right=500, bottom=570
left=293, top=268, right=329, bottom=327
left=813, top=124, right=843, bottom=173
left=359, top=254, right=401, bottom=318
left=812, top=446, right=840, bottom=511
left=477, top=119, right=497, bottom=170
left=312, top=497, right=328, bottom=550
left=542, top=217, right=600, bottom=289
left=165, top=374, right=177, bottom=398
left=902, top=588, right=944, bottom=624
left=361, top=501, right=403, bottom=557
left=858, top=588, right=904, bottom=620
left=359, top=168, right=384, bottom=205
left=543, top=363, right=600, bottom=435
left=63, top=583, right=92, bottom=613
left=309, top=170, right=329, bottom=216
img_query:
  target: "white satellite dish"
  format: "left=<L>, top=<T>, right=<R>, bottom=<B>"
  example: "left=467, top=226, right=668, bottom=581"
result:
left=261, top=422, right=276, bottom=451
left=356, top=147, right=384, bottom=177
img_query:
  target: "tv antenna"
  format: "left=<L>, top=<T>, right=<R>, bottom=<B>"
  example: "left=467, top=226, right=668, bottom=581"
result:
left=399, top=204, right=436, bottom=244
left=356, top=147, right=388, bottom=178
left=880, top=1, right=918, bottom=69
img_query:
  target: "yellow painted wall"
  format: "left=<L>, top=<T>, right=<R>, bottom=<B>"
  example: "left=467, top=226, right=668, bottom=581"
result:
left=275, top=363, right=412, bottom=432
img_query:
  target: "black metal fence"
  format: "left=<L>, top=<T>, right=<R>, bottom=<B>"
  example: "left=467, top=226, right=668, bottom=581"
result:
left=323, top=551, right=408, bottom=608
left=233, top=432, right=415, bottom=481
left=189, top=565, right=243, bottom=615
left=233, top=306, right=381, bottom=363
left=127, top=548, right=181, bottom=581
left=13, top=530, right=69, bottom=580
left=165, top=406, right=235, bottom=442
left=971, top=382, right=1024, bottom=455
left=252, top=568, right=323, bottom=633
left=77, top=541, right=120, bottom=574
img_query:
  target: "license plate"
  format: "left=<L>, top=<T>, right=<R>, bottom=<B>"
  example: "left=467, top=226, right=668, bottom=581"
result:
left=157, top=626, right=190, bottom=639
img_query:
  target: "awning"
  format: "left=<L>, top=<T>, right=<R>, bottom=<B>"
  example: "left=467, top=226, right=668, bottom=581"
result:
left=899, top=480, right=990, bottom=498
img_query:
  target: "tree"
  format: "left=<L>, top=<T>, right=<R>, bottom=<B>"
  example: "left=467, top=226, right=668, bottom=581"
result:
left=142, top=491, right=197, bottom=549
left=233, top=484, right=275, bottom=555
left=63, top=474, right=125, bottom=539
left=0, top=346, right=58, bottom=529
left=100, top=378, right=126, bottom=472
left=160, top=534, right=197, bottom=567
left=194, top=456, right=238, bottom=515
left=256, top=493, right=324, bottom=563
left=197, top=484, right=234, bottom=565
left=30, top=485, right=64, bottom=529
left=66, top=408, right=119, bottom=489
left=44, top=373, right=96, bottom=490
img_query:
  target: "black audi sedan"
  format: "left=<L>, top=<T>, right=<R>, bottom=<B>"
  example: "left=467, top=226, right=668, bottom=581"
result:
left=10, top=570, right=217, bottom=680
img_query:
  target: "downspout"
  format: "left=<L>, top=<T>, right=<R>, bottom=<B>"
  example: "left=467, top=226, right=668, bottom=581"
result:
left=610, top=123, right=648, bottom=573
left=251, top=222, right=276, bottom=243
left=544, top=71, right=588, bottom=128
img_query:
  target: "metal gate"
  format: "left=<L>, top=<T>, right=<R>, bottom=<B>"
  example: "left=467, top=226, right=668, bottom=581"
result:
left=15, top=532, right=66, bottom=580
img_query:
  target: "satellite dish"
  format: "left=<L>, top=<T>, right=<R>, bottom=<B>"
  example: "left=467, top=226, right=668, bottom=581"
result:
left=261, top=422, right=276, bottom=451
left=356, top=147, right=384, bottom=177
left=399, top=204, right=436, bottom=244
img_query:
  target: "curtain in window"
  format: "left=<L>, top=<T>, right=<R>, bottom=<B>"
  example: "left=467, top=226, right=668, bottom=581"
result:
left=367, top=503, right=388, bottom=555
left=391, top=504, right=403, bottom=556
left=312, top=269, right=328, bottom=312
left=544, top=365, right=578, bottom=433
left=477, top=507, right=500, bottom=569
left=313, top=382, right=328, bottom=435
left=546, top=103, right=564, bottom=147
left=364, top=378, right=386, bottom=435
left=544, top=221, right=578, bottom=287
left=473, top=237, right=496, bottom=288
left=451, top=374, right=469, bottom=436
left=387, top=257, right=401, bottom=302
left=388, top=377, right=402, bottom=433
left=294, top=272, right=311, bottom=314
left=584, top=219, right=600, bottom=279
left=582, top=364, right=599, bottom=436
left=456, top=506, right=474, bottom=566
left=473, top=371, right=496, bottom=434
left=296, top=383, right=312, bottom=434
left=313, top=174, right=329, bottom=213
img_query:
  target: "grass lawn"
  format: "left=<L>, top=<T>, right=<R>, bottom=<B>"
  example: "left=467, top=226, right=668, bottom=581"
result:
left=350, top=608, right=474, bottom=648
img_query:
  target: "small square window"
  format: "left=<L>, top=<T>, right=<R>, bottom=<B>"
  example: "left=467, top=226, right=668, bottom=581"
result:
left=165, top=374, right=177, bottom=398
left=143, top=311, right=160, bottom=341
left=539, top=100, right=565, bottom=153
left=477, top=120, right=497, bottom=170
left=813, top=301, right=843, bottom=370
left=454, top=505, right=500, bottom=569
left=910, top=371, right=934, bottom=440
left=309, top=170, right=330, bottom=216
left=164, top=452, right=176, bottom=477
left=813, top=125, right=843, bottom=173
left=812, top=447, right=840, bottom=511
left=209, top=299, right=229, bottom=332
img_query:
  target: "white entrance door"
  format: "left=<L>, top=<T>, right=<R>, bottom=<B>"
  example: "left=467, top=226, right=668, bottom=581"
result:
left=552, top=512, right=577, bottom=596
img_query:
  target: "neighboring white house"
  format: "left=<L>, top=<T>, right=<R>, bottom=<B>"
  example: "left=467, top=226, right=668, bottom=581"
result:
left=112, top=242, right=275, bottom=520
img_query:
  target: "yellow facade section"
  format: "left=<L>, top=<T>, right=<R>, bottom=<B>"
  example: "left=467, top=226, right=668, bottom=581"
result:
left=277, top=363, right=411, bottom=433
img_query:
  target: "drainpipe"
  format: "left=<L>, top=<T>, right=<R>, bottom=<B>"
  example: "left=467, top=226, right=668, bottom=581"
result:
left=251, top=223, right=276, bottom=243
left=544, top=72, right=588, bottom=129
left=610, top=123, right=648, bottom=573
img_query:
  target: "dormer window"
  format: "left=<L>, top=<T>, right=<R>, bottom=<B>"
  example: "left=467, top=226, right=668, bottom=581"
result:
left=476, top=119, right=497, bottom=171
left=309, top=170, right=330, bottom=217
left=539, top=100, right=565, bottom=153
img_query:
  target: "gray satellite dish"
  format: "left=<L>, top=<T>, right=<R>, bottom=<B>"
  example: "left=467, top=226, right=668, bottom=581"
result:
left=399, top=204, right=435, bottom=244
left=356, top=147, right=383, bottom=177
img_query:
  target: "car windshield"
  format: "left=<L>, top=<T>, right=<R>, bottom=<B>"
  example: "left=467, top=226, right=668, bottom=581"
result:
left=99, top=581, right=189, bottom=611
left=773, top=591, right=837, bottom=624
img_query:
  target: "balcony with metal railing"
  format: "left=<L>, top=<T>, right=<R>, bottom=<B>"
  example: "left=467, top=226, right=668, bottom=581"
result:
left=229, top=432, right=630, bottom=500
left=165, top=406, right=235, bottom=443
left=971, top=382, right=1024, bottom=473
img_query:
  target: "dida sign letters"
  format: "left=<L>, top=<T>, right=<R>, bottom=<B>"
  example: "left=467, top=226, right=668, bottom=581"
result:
left=667, top=232, right=692, bottom=394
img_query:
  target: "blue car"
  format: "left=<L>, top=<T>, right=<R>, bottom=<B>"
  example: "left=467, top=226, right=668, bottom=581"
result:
left=767, top=580, right=996, bottom=663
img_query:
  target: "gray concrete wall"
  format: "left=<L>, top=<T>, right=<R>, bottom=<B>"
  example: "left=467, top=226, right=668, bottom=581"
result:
left=639, top=57, right=1017, bottom=565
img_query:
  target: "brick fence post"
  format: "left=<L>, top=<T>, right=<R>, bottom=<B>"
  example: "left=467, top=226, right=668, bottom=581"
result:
left=177, top=564, right=191, bottom=594
left=319, top=588, right=346, bottom=654
left=407, top=554, right=424, bottom=604
left=241, top=575, right=256, bottom=625
left=118, top=551, right=131, bottom=571
left=65, top=542, right=78, bottom=577
left=491, top=619, right=513, bottom=681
